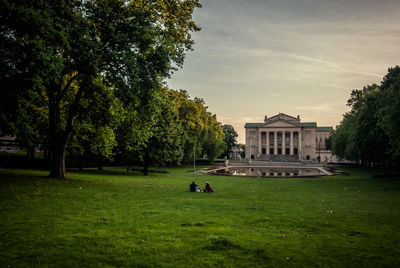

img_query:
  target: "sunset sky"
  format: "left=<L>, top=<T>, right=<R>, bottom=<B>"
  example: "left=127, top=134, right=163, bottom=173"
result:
left=168, top=0, right=400, bottom=143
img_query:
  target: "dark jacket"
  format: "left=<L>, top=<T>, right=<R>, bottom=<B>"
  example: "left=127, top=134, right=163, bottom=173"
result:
left=190, top=183, right=198, bottom=192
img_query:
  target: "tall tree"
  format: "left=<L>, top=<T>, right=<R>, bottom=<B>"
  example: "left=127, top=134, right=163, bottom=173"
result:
left=0, top=0, right=200, bottom=178
left=146, top=89, right=226, bottom=164
left=221, top=124, right=238, bottom=158
left=138, top=88, right=184, bottom=175
left=167, top=90, right=207, bottom=162
left=330, top=67, right=400, bottom=166
left=331, top=85, right=390, bottom=165
left=202, top=115, right=225, bottom=163
left=378, top=66, right=400, bottom=159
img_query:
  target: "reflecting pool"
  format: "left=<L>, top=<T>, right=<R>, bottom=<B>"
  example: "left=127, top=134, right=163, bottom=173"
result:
left=208, top=167, right=326, bottom=177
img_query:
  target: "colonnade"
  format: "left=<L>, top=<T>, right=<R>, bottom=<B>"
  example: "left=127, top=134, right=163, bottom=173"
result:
left=257, top=130, right=301, bottom=156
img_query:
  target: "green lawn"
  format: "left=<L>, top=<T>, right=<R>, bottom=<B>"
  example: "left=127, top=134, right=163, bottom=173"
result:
left=0, top=167, right=399, bottom=267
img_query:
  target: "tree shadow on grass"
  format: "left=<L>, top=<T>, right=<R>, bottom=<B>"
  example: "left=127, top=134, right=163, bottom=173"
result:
left=203, top=237, right=270, bottom=263
left=67, top=169, right=135, bottom=177
left=372, top=173, right=400, bottom=180
left=67, top=167, right=169, bottom=177
left=0, top=169, right=91, bottom=185
left=0, top=169, right=52, bottom=182
left=204, top=237, right=241, bottom=251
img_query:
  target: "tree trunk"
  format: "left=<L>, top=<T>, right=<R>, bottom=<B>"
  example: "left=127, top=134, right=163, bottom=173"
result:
left=47, top=80, right=83, bottom=179
left=143, top=151, right=149, bottom=176
left=27, top=147, right=35, bottom=159
left=48, top=86, right=66, bottom=178
left=97, top=154, right=103, bottom=170
left=79, top=154, right=83, bottom=171
left=48, top=107, right=74, bottom=179
left=143, top=162, right=149, bottom=175
left=44, top=148, right=48, bottom=160
left=49, top=143, right=67, bottom=179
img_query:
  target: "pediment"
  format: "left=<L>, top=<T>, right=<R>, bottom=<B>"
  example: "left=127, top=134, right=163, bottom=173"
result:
left=268, top=113, right=298, bottom=121
left=260, top=120, right=299, bottom=128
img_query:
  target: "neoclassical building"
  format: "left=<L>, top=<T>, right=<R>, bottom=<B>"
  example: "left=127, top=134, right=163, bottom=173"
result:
left=245, top=113, right=333, bottom=161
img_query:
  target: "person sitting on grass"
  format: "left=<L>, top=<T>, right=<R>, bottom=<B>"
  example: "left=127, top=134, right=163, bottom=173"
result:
left=190, top=181, right=199, bottom=192
left=204, top=181, right=214, bottom=193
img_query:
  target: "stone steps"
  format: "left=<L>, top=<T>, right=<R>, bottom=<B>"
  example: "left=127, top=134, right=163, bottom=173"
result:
left=257, top=155, right=300, bottom=162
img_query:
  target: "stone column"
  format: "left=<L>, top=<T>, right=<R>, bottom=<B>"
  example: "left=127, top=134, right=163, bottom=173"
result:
left=250, top=138, right=252, bottom=159
left=274, top=131, right=277, bottom=155
left=266, top=131, right=270, bottom=155
left=299, top=130, right=302, bottom=160
left=258, top=130, right=262, bottom=157
left=261, top=131, right=267, bottom=154
left=282, top=131, right=286, bottom=155
left=290, top=131, right=294, bottom=155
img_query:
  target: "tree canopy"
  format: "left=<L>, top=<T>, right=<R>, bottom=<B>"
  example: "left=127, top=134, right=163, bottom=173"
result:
left=115, top=87, right=226, bottom=174
left=0, top=0, right=201, bottom=178
left=330, top=66, right=400, bottom=166
left=221, top=124, right=238, bottom=159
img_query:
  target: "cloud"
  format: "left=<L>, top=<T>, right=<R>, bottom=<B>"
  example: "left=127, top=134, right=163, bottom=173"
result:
left=346, top=70, right=383, bottom=78
left=294, top=102, right=344, bottom=113
left=321, top=83, right=346, bottom=89
left=270, top=93, right=282, bottom=97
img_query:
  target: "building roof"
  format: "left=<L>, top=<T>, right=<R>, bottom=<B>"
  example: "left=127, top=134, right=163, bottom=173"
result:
left=244, top=123, right=263, bottom=128
left=268, top=112, right=299, bottom=121
left=244, top=118, right=331, bottom=130
left=300, top=122, right=317, bottom=128
left=317, top=126, right=334, bottom=132
left=245, top=122, right=320, bottom=128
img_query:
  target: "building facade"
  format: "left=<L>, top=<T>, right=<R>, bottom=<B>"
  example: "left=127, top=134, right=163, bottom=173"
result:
left=245, top=113, right=333, bottom=162
left=0, top=136, right=24, bottom=153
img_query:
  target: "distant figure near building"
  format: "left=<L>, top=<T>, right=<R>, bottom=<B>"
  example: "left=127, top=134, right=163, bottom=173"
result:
left=245, top=113, right=333, bottom=162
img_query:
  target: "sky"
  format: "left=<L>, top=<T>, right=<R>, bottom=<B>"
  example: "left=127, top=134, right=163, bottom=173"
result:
left=167, top=0, right=400, bottom=143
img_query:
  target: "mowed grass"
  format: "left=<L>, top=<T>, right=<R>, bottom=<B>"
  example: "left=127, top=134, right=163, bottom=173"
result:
left=0, top=167, right=400, bottom=267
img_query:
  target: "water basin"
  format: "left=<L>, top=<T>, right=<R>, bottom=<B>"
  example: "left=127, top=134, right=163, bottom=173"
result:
left=208, top=166, right=327, bottom=177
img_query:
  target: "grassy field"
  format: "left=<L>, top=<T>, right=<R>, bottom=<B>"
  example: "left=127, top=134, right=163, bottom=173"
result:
left=0, top=166, right=399, bottom=267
